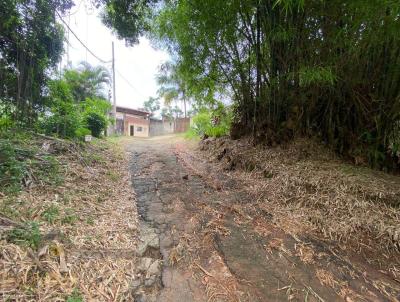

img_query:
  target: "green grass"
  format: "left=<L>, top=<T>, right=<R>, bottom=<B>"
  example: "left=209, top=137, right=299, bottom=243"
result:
left=66, top=289, right=83, bottom=302
left=62, top=208, right=78, bottom=225
left=0, top=197, right=20, bottom=220
left=41, top=204, right=59, bottom=224
left=0, top=130, right=64, bottom=194
left=32, top=155, right=63, bottom=186
left=83, top=151, right=106, bottom=165
left=183, top=129, right=200, bottom=140
left=106, top=170, right=119, bottom=182
left=7, top=221, right=42, bottom=250
left=86, top=217, right=95, bottom=225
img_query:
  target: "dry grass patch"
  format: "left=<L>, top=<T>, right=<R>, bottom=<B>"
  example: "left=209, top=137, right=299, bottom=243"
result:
left=0, top=136, right=138, bottom=301
left=200, top=137, right=400, bottom=255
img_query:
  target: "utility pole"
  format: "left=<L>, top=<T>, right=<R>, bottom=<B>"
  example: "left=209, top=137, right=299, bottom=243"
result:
left=66, top=14, right=70, bottom=68
left=111, top=41, right=116, bottom=134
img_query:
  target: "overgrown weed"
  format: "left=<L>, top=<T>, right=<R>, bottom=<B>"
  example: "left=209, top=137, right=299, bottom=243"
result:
left=6, top=221, right=42, bottom=250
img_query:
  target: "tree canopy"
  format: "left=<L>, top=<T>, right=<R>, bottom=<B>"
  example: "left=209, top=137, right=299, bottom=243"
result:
left=63, top=62, right=111, bottom=102
left=156, top=61, right=190, bottom=117
left=1, top=0, right=399, bottom=170
left=150, top=0, right=400, bottom=170
left=143, top=96, right=160, bottom=115
left=98, top=0, right=157, bottom=45
left=0, top=0, right=73, bottom=124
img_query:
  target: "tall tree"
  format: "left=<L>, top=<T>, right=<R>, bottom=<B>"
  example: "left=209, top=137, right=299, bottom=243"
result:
left=151, top=0, right=400, bottom=169
left=156, top=61, right=189, bottom=117
left=0, top=0, right=73, bottom=124
left=99, top=0, right=157, bottom=45
left=63, top=62, right=111, bottom=102
left=94, top=0, right=400, bottom=169
left=143, top=96, right=160, bottom=115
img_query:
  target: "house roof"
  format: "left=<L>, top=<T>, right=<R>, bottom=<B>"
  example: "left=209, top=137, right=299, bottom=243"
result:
left=116, top=106, right=150, bottom=116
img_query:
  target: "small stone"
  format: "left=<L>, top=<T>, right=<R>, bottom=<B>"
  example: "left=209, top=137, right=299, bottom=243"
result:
left=146, top=259, right=162, bottom=278
left=147, top=235, right=160, bottom=250
left=137, top=257, right=153, bottom=272
left=134, top=293, right=147, bottom=302
left=131, top=279, right=142, bottom=291
left=137, top=223, right=160, bottom=256
left=137, top=243, right=148, bottom=257
left=144, top=276, right=156, bottom=287
left=161, top=236, right=173, bottom=249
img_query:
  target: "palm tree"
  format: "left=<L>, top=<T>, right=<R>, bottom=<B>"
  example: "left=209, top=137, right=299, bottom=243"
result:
left=156, top=61, right=189, bottom=117
left=64, top=62, right=111, bottom=102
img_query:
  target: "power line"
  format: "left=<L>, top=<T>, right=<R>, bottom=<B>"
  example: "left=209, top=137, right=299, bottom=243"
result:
left=55, top=10, right=111, bottom=64
left=57, top=10, right=147, bottom=100
left=115, top=69, right=147, bottom=98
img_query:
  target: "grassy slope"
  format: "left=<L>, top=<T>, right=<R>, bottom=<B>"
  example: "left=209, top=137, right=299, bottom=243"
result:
left=0, top=132, right=138, bottom=301
left=198, top=137, right=400, bottom=270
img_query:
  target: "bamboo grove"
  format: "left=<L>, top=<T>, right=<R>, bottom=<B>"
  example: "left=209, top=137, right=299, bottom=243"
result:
left=149, top=0, right=400, bottom=170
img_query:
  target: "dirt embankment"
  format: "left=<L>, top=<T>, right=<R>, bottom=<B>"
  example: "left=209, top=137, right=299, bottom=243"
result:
left=0, top=136, right=139, bottom=301
left=198, top=136, right=400, bottom=279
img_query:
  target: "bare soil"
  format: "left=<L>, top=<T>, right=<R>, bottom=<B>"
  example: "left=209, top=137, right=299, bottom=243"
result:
left=124, top=135, right=400, bottom=302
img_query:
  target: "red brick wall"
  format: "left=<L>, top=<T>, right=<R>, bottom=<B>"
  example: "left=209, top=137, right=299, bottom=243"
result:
left=124, top=115, right=150, bottom=137
left=174, top=117, right=190, bottom=133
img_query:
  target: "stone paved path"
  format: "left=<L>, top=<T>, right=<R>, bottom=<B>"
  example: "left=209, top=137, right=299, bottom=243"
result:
left=124, top=135, right=400, bottom=302
left=127, top=136, right=208, bottom=302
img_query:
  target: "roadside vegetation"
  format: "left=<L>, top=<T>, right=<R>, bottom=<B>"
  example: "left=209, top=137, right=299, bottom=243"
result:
left=104, top=0, right=400, bottom=171
left=0, top=132, right=139, bottom=300
left=0, top=2, right=136, bottom=300
left=1, top=0, right=400, bottom=300
left=185, top=103, right=232, bottom=139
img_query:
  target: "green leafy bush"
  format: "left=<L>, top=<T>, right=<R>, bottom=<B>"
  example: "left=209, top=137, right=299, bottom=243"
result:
left=85, top=112, right=107, bottom=138
left=39, top=79, right=82, bottom=138
left=190, top=104, right=231, bottom=138
left=0, top=115, right=14, bottom=129
left=191, top=111, right=212, bottom=137
left=75, top=127, right=91, bottom=139
left=39, top=81, right=111, bottom=139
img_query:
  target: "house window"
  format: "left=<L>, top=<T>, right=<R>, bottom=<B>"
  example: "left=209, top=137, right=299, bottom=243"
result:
left=137, top=126, right=143, bottom=132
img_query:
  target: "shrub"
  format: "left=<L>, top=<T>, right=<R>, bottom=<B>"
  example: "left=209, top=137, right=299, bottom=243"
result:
left=85, top=112, right=107, bottom=138
left=39, top=79, right=111, bottom=139
left=39, top=79, right=82, bottom=138
left=184, top=128, right=200, bottom=139
left=191, top=111, right=211, bottom=137
left=190, top=104, right=231, bottom=138
left=0, top=115, right=14, bottom=129
left=75, top=127, right=91, bottom=139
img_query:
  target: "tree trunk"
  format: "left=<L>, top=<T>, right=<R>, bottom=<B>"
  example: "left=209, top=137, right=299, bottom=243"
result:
left=183, top=91, right=187, bottom=118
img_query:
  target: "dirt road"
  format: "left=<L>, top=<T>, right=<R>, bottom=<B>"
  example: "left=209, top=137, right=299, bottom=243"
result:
left=124, top=135, right=400, bottom=302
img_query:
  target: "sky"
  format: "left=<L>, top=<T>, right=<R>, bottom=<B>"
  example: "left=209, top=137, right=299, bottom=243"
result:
left=59, top=0, right=170, bottom=110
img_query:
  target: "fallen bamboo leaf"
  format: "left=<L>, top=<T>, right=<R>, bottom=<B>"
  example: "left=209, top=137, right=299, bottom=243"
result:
left=195, top=262, right=214, bottom=277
